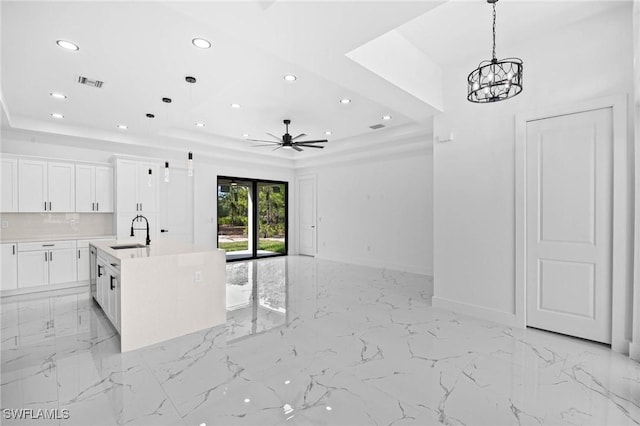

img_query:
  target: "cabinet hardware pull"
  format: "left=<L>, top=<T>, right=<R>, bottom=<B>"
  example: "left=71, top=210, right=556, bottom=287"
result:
left=49, top=251, right=53, bottom=261
left=42, top=244, right=54, bottom=247
left=98, top=265, right=103, bottom=277
left=110, top=276, right=115, bottom=290
left=12, top=245, right=15, bottom=255
left=44, top=201, right=47, bottom=211
left=96, top=202, right=99, bottom=211
left=49, top=201, right=52, bottom=210
left=92, top=202, right=95, bottom=211
left=45, top=252, right=48, bottom=262
left=78, top=249, right=81, bottom=259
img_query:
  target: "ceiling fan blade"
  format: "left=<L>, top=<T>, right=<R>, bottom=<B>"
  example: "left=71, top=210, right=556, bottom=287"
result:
left=266, top=132, right=282, bottom=142
left=295, top=139, right=328, bottom=144
left=292, top=145, right=303, bottom=152
left=252, top=144, right=279, bottom=148
left=291, top=133, right=307, bottom=141
left=295, top=144, right=324, bottom=149
left=247, top=139, right=282, bottom=144
left=272, top=145, right=283, bottom=151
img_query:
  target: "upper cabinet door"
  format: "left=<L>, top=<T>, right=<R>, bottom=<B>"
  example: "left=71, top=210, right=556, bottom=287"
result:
left=1, top=158, right=18, bottom=212
left=94, top=166, right=114, bottom=212
left=18, top=159, right=47, bottom=212
left=116, top=160, right=139, bottom=212
left=48, top=161, right=75, bottom=212
left=138, top=163, right=158, bottom=212
left=75, top=164, right=95, bottom=212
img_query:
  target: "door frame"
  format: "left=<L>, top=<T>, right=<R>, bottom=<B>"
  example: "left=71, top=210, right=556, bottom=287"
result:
left=217, top=175, right=288, bottom=261
left=515, top=95, right=630, bottom=353
left=295, top=174, right=317, bottom=256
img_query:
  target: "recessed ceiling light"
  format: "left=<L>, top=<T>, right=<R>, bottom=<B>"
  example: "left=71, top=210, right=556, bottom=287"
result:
left=162, top=97, right=172, bottom=103
left=117, top=124, right=128, bottom=130
left=242, top=133, right=249, bottom=138
left=195, top=122, right=205, bottom=127
left=146, top=113, right=155, bottom=118
left=231, top=103, right=241, bottom=109
left=185, top=76, right=197, bottom=84
left=56, top=40, right=79, bottom=51
left=192, top=38, right=211, bottom=49
left=50, top=92, right=67, bottom=100
left=339, top=98, right=351, bottom=104
left=283, top=74, right=297, bottom=82
left=382, top=115, right=392, bottom=120
left=325, top=131, right=332, bottom=135
left=50, top=113, right=64, bottom=119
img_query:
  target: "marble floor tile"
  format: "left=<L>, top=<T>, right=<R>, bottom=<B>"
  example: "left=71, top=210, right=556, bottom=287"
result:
left=1, top=256, right=639, bottom=425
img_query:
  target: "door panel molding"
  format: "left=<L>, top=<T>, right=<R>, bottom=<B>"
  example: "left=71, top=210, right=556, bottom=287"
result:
left=515, top=94, right=630, bottom=353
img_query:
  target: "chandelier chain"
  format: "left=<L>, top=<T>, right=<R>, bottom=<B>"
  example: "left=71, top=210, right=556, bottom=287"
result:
left=492, top=2, right=497, bottom=60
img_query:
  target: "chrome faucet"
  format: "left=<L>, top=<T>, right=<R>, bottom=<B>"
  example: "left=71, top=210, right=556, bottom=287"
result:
left=130, top=215, right=151, bottom=246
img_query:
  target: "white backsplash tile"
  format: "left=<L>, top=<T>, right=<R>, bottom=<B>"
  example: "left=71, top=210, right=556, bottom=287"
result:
left=0, top=213, right=114, bottom=241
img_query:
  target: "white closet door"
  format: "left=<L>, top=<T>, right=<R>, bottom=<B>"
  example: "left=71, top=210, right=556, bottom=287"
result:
left=525, top=107, right=613, bottom=343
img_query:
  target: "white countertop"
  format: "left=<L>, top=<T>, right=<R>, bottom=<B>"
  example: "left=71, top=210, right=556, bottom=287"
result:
left=90, top=239, right=224, bottom=260
left=1, top=235, right=116, bottom=244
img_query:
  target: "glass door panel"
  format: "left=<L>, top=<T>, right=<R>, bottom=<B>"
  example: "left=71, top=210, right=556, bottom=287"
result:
left=218, top=179, right=253, bottom=260
left=257, top=182, right=287, bottom=257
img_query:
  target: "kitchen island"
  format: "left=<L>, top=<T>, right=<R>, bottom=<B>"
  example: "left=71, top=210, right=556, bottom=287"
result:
left=89, top=239, right=226, bottom=352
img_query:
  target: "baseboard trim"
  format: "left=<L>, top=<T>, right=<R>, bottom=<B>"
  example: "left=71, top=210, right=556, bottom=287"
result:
left=1, top=280, right=88, bottom=298
left=629, top=340, right=640, bottom=362
left=432, top=296, right=519, bottom=327
left=316, top=254, right=432, bottom=276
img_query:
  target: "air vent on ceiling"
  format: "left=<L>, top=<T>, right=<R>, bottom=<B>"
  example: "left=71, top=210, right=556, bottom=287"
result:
left=77, top=76, right=104, bottom=88
left=369, top=123, right=385, bottom=130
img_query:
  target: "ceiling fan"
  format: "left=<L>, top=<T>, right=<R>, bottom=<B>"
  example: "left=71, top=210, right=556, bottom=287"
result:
left=248, top=119, right=328, bottom=152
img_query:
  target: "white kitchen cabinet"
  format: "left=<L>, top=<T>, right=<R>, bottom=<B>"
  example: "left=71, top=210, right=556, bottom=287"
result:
left=96, top=252, right=120, bottom=332
left=76, top=164, right=113, bottom=212
left=1, top=243, right=18, bottom=290
left=18, top=159, right=75, bottom=212
left=1, top=157, right=18, bottom=212
left=17, top=250, right=49, bottom=288
left=48, top=248, right=77, bottom=284
left=116, top=159, right=159, bottom=213
left=76, top=246, right=90, bottom=281
left=17, top=240, right=77, bottom=288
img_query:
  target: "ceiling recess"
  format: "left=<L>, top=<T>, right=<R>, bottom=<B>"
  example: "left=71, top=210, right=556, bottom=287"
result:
left=369, top=124, right=385, bottom=130
left=77, top=76, right=104, bottom=88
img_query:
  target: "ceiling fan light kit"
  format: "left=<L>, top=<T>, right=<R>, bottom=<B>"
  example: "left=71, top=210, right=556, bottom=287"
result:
left=467, top=0, right=523, bottom=103
left=248, top=119, right=328, bottom=152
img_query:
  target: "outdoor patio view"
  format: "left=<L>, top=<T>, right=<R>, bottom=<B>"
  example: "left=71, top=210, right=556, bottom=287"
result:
left=217, top=178, right=286, bottom=260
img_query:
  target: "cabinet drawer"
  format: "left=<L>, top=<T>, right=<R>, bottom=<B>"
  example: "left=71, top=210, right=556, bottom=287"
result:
left=18, top=240, right=76, bottom=252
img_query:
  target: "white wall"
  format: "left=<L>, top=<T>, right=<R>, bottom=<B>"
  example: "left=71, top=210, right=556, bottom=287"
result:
left=433, top=5, right=634, bottom=326
left=299, top=144, right=433, bottom=275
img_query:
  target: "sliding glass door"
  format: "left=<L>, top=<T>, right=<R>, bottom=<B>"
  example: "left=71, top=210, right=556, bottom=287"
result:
left=218, top=177, right=287, bottom=261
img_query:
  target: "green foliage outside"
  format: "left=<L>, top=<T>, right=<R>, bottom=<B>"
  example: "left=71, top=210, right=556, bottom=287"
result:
left=218, top=240, right=285, bottom=254
left=217, top=184, right=286, bottom=237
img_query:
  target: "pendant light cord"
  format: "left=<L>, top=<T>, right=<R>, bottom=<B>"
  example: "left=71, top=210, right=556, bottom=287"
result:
left=492, top=1, right=497, bottom=60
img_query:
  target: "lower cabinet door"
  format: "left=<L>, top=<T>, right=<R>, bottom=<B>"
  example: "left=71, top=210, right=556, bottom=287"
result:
left=97, top=261, right=107, bottom=309
left=77, top=247, right=90, bottom=281
left=1, top=244, right=18, bottom=291
left=48, top=248, right=77, bottom=285
left=17, top=251, right=48, bottom=288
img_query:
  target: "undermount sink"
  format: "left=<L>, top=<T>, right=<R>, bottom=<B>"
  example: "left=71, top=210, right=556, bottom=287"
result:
left=110, top=243, right=146, bottom=250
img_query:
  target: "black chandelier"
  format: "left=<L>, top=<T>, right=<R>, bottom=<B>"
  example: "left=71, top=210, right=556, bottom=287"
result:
left=467, top=0, right=523, bottom=103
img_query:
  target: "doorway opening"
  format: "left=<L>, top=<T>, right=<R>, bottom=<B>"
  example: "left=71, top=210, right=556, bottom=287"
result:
left=217, top=176, right=288, bottom=261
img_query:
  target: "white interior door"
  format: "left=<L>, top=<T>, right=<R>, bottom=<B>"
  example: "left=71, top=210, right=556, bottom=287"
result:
left=525, top=107, right=613, bottom=344
left=297, top=175, right=316, bottom=256
left=159, top=168, right=193, bottom=243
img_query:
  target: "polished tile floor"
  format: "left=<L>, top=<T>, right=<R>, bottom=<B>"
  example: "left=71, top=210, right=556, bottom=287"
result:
left=1, top=256, right=639, bottom=425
